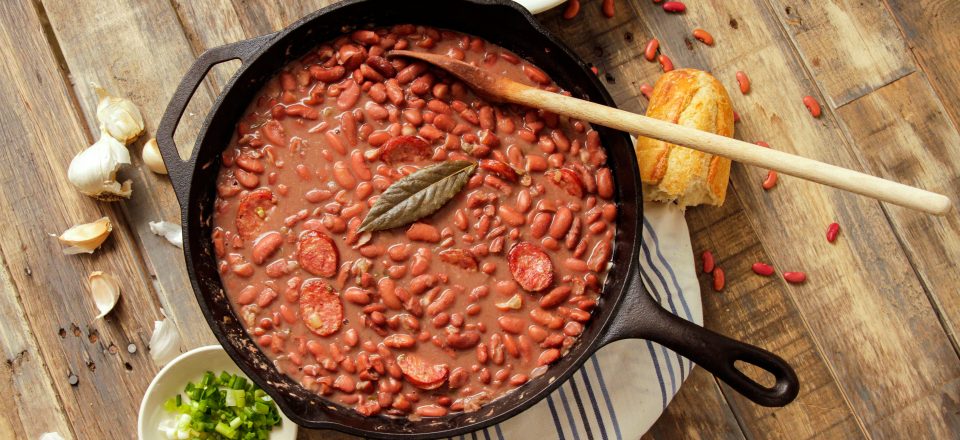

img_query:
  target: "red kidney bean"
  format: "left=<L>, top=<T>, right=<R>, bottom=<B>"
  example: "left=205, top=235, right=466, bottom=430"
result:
left=752, top=262, right=775, bottom=276
left=644, top=38, right=659, bottom=62
left=762, top=170, right=778, bottom=190
left=406, top=223, right=441, bottom=242
left=563, top=0, right=580, bottom=19
left=783, top=271, right=807, bottom=284
left=663, top=1, right=686, bottom=12
left=736, top=71, right=751, bottom=94
left=538, top=349, right=560, bottom=366
left=344, top=287, right=372, bottom=305
left=497, top=316, right=525, bottom=334
left=701, top=250, right=715, bottom=273
left=384, top=334, right=416, bottom=349
left=826, top=222, right=840, bottom=243
left=251, top=231, right=283, bottom=265
left=712, top=267, right=725, bottom=292
left=539, top=286, right=571, bottom=309
left=803, top=95, right=822, bottom=118
left=596, top=167, right=614, bottom=199
left=549, top=207, right=573, bottom=239
left=658, top=54, right=674, bottom=72
left=692, top=28, right=714, bottom=45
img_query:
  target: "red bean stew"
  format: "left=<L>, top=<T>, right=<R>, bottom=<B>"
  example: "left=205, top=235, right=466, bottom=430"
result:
left=211, top=24, right=616, bottom=419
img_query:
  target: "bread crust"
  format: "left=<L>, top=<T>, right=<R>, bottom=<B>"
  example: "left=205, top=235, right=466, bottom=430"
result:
left=636, top=69, right=734, bottom=207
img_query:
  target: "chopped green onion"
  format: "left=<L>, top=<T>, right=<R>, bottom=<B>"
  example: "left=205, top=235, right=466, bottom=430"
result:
left=159, top=370, right=281, bottom=439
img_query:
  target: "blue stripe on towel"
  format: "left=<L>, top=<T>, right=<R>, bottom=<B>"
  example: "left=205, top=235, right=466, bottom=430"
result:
left=558, top=387, right=581, bottom=440
left=579, top=367, right=610, bottom=440
left=568, top=376, right=595, bottom=440
left=590, top=356, right=622, bottom=440
left=638, top=268, right=679, bottom=394
left=645, top=340, right=668, bottom=409
left=483, top=428, right=491, bottom=440
left=643, top=217, right=694, bottom=322
left=640, top=243, right=687, bottom=377
left=494, top=424, right=505, bottom=440
left=547, top=395, right=566, bottom=440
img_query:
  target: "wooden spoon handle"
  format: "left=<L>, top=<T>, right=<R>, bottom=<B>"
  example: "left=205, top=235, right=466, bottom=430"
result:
left=510, top=86, right=952, bottom=216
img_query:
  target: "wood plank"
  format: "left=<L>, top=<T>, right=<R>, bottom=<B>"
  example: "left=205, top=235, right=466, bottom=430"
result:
left=836, top=72, right=960, bottom=356
left=0, top=253, right=74, bottom=439
left=39, top=0, right=218, bottom=344
left=766, top=0, right=914, bottom=107
left=642, top=368, right=746, bottom=440
left=0, top=1, right=171, bottom=437
left=618, top=0, right=960, bottom=437
left=536, top=5, right=751, bottom=436
left=886, top=0, right=960, bottom=128
left=541, top=3, right=867, bottom=438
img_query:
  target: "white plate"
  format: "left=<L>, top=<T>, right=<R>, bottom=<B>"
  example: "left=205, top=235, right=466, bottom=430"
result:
left=138, top=345, right=298, bottom=440
left=513, top=0, right=566, bottom=14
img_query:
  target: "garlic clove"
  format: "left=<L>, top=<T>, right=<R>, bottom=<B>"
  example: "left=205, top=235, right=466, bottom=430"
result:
left=58, top=216, right=113, bottom=255
left=88, top=271, right=121, bottom=319
left=94, top=84, right=144, bottom=145
left=68, top=133, right=133, bottom=201
left=149, top=310, right=182, bottom=367
left=494, top=293, right=523, bottom=311
left=149, top=221, right=182, bottom=248
left=141, top=138, right=167, bottom=174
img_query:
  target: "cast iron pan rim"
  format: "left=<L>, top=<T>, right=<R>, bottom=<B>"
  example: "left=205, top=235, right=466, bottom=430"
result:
left=179, top=0, right=642, bottom=437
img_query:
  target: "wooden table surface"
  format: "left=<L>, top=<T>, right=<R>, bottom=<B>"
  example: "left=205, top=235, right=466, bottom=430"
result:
left=2, top=0, right=958, bottom=438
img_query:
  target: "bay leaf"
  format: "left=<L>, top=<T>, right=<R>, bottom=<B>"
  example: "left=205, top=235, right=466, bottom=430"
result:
left=359, top=161, right=477, bottom=232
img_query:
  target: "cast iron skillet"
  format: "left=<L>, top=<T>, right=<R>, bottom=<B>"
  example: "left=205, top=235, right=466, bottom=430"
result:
left=155, top=0, right=799, bottom=437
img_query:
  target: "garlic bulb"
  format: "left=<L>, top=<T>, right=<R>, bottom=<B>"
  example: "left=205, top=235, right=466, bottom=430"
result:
left=149, top=220, right=182, bottom=248
left=150, top=311, right=182, bottom=367
left=58, top=216, right=113, bottom=255
left=88, top=271, right=121, bottom=319
left=67, top=134, right=133, bottom=200
left=94, top=84, right=144, bottom=144
left=141, top=138, right=167, bottom=174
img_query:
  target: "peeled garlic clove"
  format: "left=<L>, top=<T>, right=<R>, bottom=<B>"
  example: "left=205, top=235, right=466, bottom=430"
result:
left=495, top=293, right=523, bottom=311
left=94, top=84, right=144, bottom=144
left=68, top=134, right=133, bottom=201
left=141, top=138, right=167, bottom=174
left=150, top=311, right=182, bottom=367
left=149, top=220, right=182, bottom=248
left=88, top=271, right=121, bottom=319
left=58, top=216, right=113, bottom=255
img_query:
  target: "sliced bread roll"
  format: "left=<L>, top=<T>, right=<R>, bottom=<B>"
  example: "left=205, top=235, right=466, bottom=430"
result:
left=636, top=68, right=735, bottom=207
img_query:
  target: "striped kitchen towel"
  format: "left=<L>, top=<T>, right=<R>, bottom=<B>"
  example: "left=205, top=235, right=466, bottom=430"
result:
left=484, top=201, right=703, bottom=440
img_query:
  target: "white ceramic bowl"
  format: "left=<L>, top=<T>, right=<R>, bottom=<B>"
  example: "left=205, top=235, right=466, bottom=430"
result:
left=138, top=345, right=298, bottom=440
left=514, top=0, right=566, bottom=14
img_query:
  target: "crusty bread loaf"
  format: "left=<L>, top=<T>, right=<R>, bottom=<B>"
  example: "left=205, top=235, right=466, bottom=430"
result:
left=636, top=68, right=735, bottom=207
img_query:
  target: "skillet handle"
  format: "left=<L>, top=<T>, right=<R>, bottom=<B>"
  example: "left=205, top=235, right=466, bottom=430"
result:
left=156, top=33, right=275, bottom=204
left=600, top=270, right=800, bottom=407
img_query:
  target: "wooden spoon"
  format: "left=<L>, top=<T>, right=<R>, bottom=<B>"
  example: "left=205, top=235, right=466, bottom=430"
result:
left=389, top=50, right=952, bottom=216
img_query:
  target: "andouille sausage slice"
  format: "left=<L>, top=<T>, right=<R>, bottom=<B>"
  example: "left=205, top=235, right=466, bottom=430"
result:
left=296, top=230, right=339, bottom=277
left=236, top=188, right=276, bottom=239
left=300, top=279, right=343, bottom=336
left=508, top=242, right=554, bottom=292
left=397, top=353, right=448, bottom=390
left=380, top=135, right=432, bottom=164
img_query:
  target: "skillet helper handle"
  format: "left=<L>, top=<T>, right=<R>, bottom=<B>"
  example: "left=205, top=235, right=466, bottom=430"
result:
left=602, top=273, right=800, bottom=407
left=156, top=33, right=275, bottom=203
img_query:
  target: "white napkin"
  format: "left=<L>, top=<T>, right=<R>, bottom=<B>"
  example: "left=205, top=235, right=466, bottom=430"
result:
left=487, top=201, right=702, bottom=439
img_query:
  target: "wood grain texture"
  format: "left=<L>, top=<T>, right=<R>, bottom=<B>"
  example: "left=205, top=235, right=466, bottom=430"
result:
left=4, top=0, right=959, bottom=438
left=40, top=0, right=218, bottom=346
left=886, top=0, right=960, bottom=129
left=768, top=0, right=914, bottom=107
left=627, top=0, right=960, bottom=438
left=0, top=1, right=167, bottom=437
left=837, top=72, right=960, bottom=355
left=0, top=254, right=74, bottom=440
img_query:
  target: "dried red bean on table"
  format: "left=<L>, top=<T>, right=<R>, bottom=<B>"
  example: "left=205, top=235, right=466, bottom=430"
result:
left=701, top=250, right=715, bottom=274
left=712, top=267, right=725, bottom=292
left=658, top=54, right=674, bottom=72
left=826, top=222, right=840, bottom=243
left=662, top=1, right=686, bottom=13
left=602, top=0, right=615, bottom=18
left=736, top=71, right=751, bottom=94
left=762, top=170, right=779, bottom=190
left=644, top=38, right=660, bottom=62
left=640, top=83, right=654, bottom=99
left=692, top=29, right=714, bottom=46
left=783, top=271, right=807, bottom=284
left=211, top=25, right=616, bottom=419
left=803, top=95, right=822, bottom=118
left=563, top=0, right=581, bottom=19
left=752, top=262, right=774, bottom=276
